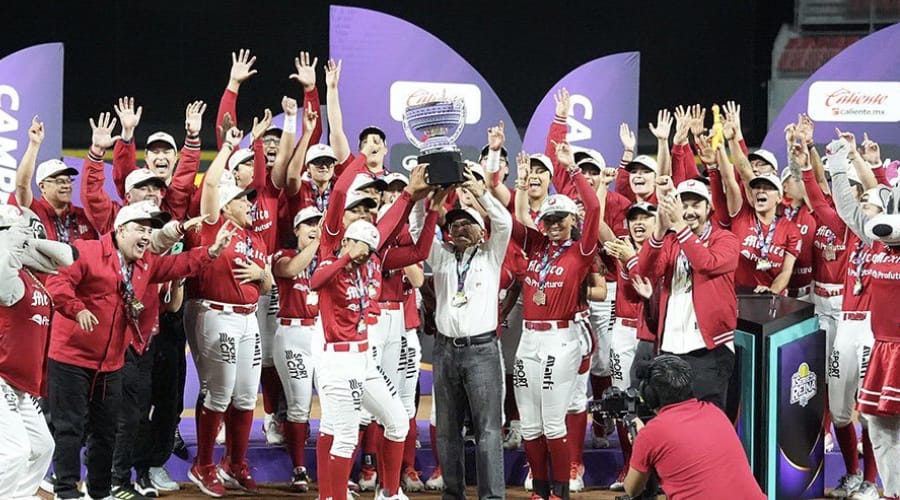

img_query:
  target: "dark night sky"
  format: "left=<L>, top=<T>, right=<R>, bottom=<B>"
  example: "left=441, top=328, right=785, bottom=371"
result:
left=4, top=0, right=793, bottom=148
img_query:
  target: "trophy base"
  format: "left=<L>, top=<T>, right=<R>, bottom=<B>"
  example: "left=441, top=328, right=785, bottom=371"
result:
left=420, top=150, right=465, bottom=186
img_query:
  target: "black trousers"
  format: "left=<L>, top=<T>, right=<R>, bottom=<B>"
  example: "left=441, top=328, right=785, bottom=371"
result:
left=48, top=359, right=122, bottom=499
left=111, top=347, right=154, bottom=484
left=666, top=345, right=735, bottom=412
left=133, top=308, right=187, bottom=472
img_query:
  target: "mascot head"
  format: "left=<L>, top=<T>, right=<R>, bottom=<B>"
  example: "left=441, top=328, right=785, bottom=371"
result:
left=864, top=185, right=900, bottom=247
left=0, top=205, right=76, bottom=273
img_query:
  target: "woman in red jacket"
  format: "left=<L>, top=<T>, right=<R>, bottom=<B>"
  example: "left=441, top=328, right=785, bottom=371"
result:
left=636, top=179, right=739, bottom=412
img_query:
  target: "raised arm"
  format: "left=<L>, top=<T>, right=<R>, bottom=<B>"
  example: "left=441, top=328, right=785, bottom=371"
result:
left=289, top=51, right=323, bottom=146
left=322, top=153, right=367, bottom=238
left=649, top=109, right=673, bottom=178
left=249, top=109, right=273, bottom=191
left=829, top=139, right=875, bottom=246
left=283, top=106, right=317, bottom=197
left=556, top=142, right=600, bottom=256
left=310, top=253, right=352, bottom=290
left=83, top=112, right=122, bottom=233
left=217, top=49, right=258, bottom=149
left=546, top=89, right=577, bottom=198
left=167, top=101, right=206, bottom=221
left=715, top=137, right=744, bottom=220
left=382, top=209, right=439, bottom=269
left=615, top=123, right=637, bottom=201
left=513, top=152, right=537, bottom=230
left=112, top=96, right=143, bottom=198
left=271, top=97, right=298, bottom=190
left=202, top=128, right=244, bottom=224
left=273, top=241, right=320, bottom=279
left=15, top=117, right=44, bottom=209
left=324, top=59, right=351, bottom=163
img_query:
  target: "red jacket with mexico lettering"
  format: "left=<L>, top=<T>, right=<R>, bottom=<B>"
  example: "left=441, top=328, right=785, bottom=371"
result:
left=635, top=225, right=739, bottom=349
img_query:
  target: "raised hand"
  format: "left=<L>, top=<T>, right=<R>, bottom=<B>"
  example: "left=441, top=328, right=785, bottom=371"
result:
left=324, top=59, right=342, bottom=89
left=796, top=114, right=814, bottom=146
left=251, top=108, right=273, bottom=140
left=659, top=194, right=684, bottom=229
left=488, top=121, right=505, bottom=151
left=180, top=215, right=206, bottom=234
left=303, top=108, right=318, bottom=133
left=515, top=151, right=530, bottom=188
left=789, top=142, right=809, bottom=168
left=28, top=116, right=45, bottom=145
left=224, top=127, right=244, bottom=149
left=861, top=132, right=882, bottom=165
left=462, top=168, right=485, bottom=197
left=281, top=96, right=298, bottom=117
left=619, top=123, right=636, bottom=152
left=649, top=109, right=673, bottom=141
left=184, top=100, right=207, bottom=136
left=553, top=88, right=571, bottom=119
left=114, top=96, right=142, bottom=135
left=722, top=100, right=742, bottom=141
left=406, top=164, right=431, bottom=201
left=835, top=127, right=856, bottom=151
left=655, top=175, right=675, bottom=200
left=554, top=140, right=575, bottom=167
left=695, top=133, right=716, bottom=165
left=289, top=51, right=318, bottom=92
left=673, top=105, right=690, bottom=145
left=90, top=112, right=120, bottom=150
left=600, top=167, right=617, bottom=187
left=230, top=49, right=258, bottom=85
left=688, top=104, right=706, bottom=138
left=430, top=186, right=453, bottom=209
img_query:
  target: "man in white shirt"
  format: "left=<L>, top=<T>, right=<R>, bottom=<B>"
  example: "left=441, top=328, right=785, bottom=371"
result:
left=412, top=172, right=510, bottom=500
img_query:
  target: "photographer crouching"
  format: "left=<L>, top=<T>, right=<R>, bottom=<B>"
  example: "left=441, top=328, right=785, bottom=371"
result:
left=622, top=355, right=764, bottom=499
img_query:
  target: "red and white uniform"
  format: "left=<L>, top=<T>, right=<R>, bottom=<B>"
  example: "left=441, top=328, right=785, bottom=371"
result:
left=609, top=255, right=645, bottom=390
left=729, top=205, right=802, bottom=291
left=0, top=268, right=55, bottom=498
left=782, top=201, right=816, bottom=300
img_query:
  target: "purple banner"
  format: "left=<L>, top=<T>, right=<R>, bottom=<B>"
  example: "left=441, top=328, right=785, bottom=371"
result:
left=522, top=53, right=640, bottom=163
left=329, top=6, right=521, bottom=172
left=0, top=43, right=64, bottom=199
left=762, top=23, right=900, bottom=168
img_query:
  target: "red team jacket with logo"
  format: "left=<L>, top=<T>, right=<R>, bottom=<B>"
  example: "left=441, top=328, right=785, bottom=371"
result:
left=782, top=202, right=816, bottom=290
left=0, top=269, right=54, bottom=396
left=46, top=233, right=214, bottom=372
left=7, top=195, right=98, bottom=243
left=273, top=248, right=319, bottom=320
left=197, top=219, right=267, bottom=306
left=728, top=205, right=802, bottom=290
left=636, top=225, right=739, bottom=348
left=801, top=169, right=850, bottom=285
left=311, top=253, right=382, bottom=343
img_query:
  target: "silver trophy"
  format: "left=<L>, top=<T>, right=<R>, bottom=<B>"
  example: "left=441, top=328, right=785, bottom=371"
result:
left=401, top=95, right=466, bottom=186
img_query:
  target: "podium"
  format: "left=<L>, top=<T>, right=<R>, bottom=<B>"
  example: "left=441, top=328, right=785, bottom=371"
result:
left=733, top=294, right=825, bottom=499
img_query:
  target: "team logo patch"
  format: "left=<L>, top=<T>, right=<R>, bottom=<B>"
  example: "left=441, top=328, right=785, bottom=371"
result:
left=790, top=362, right=817, bottom=408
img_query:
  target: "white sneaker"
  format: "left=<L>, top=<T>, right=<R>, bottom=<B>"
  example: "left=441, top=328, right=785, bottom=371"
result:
left=215, top=421, right=226, bottom=445
left=424, top=467, right=444, bottom=491
left=524, top=467, right=533, bottom=491
left=569, top=462, right=585, bottom=492
left=263, top=413, right=285, bottom=445
left=849, top=481, right=880, bottom=500
left=147, top=466, right=179, bottom=492
left=401, top=468, right=425, bottom=492
left=503, top=420, right=523, bottom=450
left=824, top=432, right=835, bottom=453
left=358, top=468, right=378, bottom=491
left=374, top=489, right=409, bottom=500
left=829, top=472, right=863, bottom=497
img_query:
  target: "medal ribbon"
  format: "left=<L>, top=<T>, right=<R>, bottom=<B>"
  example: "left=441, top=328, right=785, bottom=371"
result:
left=537, top=240, right=573, bottom=290
left=851, top=240, right=868, bottom=286
left=117, top=251, right=141, bottom=335
left=754, top=216, right=778, bottom=261
left=784, top=205, right=799, bottom=222
left=675, top=222, right=712, bottom=289
left=310, top=182, right=331, bottom=213
left=454, top=247, right=479, bottom=295
left=53, top=210, right=76, bottom=243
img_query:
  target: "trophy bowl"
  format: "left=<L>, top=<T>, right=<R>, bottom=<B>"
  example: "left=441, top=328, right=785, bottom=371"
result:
left=402, top=97, right=467, bottom=186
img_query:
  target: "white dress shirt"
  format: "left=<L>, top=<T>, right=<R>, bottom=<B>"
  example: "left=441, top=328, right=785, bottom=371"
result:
left=411, top=192, right=511, bottom=337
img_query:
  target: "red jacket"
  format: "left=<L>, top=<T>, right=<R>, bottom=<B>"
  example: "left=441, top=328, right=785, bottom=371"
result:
left=46, top=233, right=214, bottom=372
left=636, top=225, right=739, bottom=349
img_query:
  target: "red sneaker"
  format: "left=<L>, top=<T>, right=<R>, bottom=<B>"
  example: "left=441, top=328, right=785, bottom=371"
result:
left=218, top=460, right=259, bottom=493
left=188, top=462, right=226, bottom=498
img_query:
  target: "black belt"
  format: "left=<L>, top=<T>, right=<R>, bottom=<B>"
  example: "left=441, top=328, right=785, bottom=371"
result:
left=437, top=331, right=496, bottom=348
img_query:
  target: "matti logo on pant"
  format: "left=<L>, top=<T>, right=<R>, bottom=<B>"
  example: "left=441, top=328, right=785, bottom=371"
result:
left=542, top=355, right=556, bottom=390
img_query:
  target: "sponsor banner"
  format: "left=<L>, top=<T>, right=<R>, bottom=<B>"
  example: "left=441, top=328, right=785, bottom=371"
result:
left=522, top=52, right=640, bottom=167
left=329, top=6, right=521, bottom=173
left=763, top=23, right=900, bottom=169
left=0, top=43, right=64, bottom=199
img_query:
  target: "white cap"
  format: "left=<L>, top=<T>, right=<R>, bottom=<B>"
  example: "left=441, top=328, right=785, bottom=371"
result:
left=749, top=173, right=784, bottom=197
left=293, top=206, right=323, bottom=227
left=626, top=155, right=659, bottom=174
left=445, top=206, right=486, bottom=230
left=113, top=200, right=170, bottom=229
left=626, top=201, right=658, bottom=220
left=344, top=220, right=380, bottom=251
left=145, top=131, right=177, bottom=150
left=228, top=148, right=255, bottom=170
left=125, top=168, right=167, bottom=193
left=36, top=159, right=78, bottom=184
left=344, top=191, right=378, bottom=211
left=577, top=157, right=604, bottom=172
left=0, top=204, right=24, bottom=227
left=383, top=172, right=409, bottom=186
left=464, top=161, right=486, bottom=181
left=861, top=186, right=888, bottom=212
left=217, top=183, right=257, bottom=212
left=780, top=168, right=794, bottom=183
left=536, top=194, right=578, bottom=223
left=305, top=144, right=338, bottom=164
left=529, top=154, right=555, bottom=178
left=572, top=146, right=606, bottom=169
left=748, top=149, right=779, bottom=171
left=675, top=179, right=712, bottom=203
left=351, top=174, right=387, bottom=193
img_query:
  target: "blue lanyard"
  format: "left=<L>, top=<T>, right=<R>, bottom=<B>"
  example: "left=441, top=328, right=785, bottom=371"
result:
left=454, top=248, right=478, bottom=294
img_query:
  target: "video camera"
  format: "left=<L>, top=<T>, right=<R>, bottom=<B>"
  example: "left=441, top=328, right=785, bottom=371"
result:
left=589, top=386, right=653, bottom=420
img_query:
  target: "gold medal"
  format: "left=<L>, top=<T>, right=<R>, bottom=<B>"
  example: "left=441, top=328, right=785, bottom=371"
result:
left=853, top=279, right=863, bottom=296
left=533, top=289, right=547, bottom=306
left=307, top=291, right=319, bottom=306
left=368, top=283, right=378, bottom=299
left=358, top=319, right=367, bottom=333
left=824, top=243, right=837, bottom=262
left=756, top=259, right=772, bottom=271
left=451, top=291, right=468, bottom=307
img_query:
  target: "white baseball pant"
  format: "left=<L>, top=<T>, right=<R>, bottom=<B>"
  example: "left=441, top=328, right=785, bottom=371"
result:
left=867, top=415, right=900, bottom=498
left=567, top=313, right=594, bottom=413
left=812, top=282, right=843, bottom=360
left=398, top=329, right=422, bottom=418
left=828, top=312, right=874, bottom=428
left=317, top=348, right=368, bottom=458
left=588, top=281, right=616, bottom=377
left=0, top=376, right=53, bottom=499
left=360, top=305, right=408, bottom=438
left=273, top=319, right=319, bottom=423
left=609, top=319, right=640, bottom=390
left=195, top=301, right=262, bottom=412
left=256, top=283, right=279, bottom=368
left=514, top=324, right=581, bottom=440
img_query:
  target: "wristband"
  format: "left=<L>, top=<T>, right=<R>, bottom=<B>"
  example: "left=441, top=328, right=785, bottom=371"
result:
left=283, top=113, right=298, bottom=135
left=485, top=148, right=501, bottom=174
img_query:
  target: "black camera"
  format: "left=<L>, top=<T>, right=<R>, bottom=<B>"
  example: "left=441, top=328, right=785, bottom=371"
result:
left=590, top=386, right=648, bottom=419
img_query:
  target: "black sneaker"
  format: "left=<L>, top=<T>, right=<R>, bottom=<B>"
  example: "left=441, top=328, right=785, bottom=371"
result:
left=112, top=482, right=151, bottom=500
left=135, top=471, right=160, bottom=498
left=172, top=427, right=189, bottom=460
